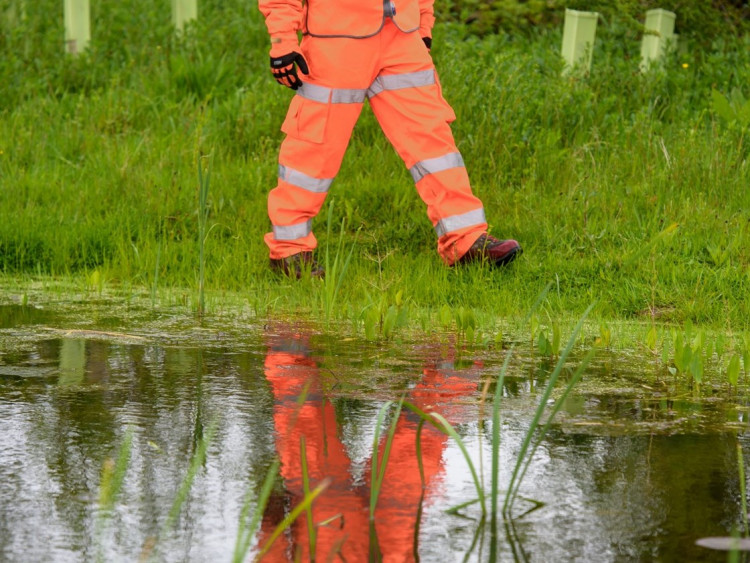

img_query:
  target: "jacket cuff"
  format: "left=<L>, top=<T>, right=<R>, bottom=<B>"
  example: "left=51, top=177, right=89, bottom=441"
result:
left=269, top=35, right=300, bottom=58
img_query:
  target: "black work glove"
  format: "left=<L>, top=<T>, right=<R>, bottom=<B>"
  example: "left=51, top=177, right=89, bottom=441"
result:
left=270, top=51, right=309, bottom=90
left=422, top=37, right=432, bottom=51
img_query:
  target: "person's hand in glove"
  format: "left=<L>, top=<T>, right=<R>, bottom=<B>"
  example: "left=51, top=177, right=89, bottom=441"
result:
left=270, top=51, right=309, bottom=90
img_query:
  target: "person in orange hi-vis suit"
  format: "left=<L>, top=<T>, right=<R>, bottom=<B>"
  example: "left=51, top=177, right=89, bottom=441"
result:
left=259, top=331, right=482, bottom=560
left=259, top=0, right=522, bottom=278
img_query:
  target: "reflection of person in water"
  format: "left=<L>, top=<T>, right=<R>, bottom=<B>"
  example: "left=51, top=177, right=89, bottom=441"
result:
left=259, top=332, right=481, bottom=561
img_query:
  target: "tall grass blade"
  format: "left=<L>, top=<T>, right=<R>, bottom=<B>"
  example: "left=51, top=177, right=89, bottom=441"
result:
left=300, top=436, right=317, bottom=560
left=507, top=347, right=597, bottom=514
left=98, top=427, right=134, bottom=512
left=370, top=398, right=403, bottom=521
left=402, top=402, right=486, bottom=517
left=323, top=200, right=358, bottom=323
left=739, top=443, right=749, bottom=537
left=197, top=153, right=211, bottom=316
left=254, top=479, right=331, bottom=561
left=162, top=421, right=216, bottom=535
left=96, top=428, right=134, bottom=561
left=232, top=460, right=281, bottom=563
left=503, top=303, right=595, bottom=516
left=491, top=351, right=512, bottom=528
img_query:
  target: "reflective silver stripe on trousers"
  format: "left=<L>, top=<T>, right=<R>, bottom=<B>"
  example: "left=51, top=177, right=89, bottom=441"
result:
left=435, top=208, right=486, bottom=238
left=367, top=69, right=435, bottom=98
left=278, top=164, right=332, bottom=193
left=297, top=83, right=367, bottom=104
left=273, top=220, right=312, bottom=241
left=409, top=152, right=465, bottom=183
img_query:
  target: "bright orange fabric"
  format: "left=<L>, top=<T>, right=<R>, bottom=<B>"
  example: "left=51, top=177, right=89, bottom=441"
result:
left=259, top=0, right=434, bottom=43
left=261, top=10, right=487, bottom=265
left=258, top=335, right=480, bottom=561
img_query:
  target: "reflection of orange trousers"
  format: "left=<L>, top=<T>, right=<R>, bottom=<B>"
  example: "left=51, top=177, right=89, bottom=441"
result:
left=265, top=20, right=488, bottom=265
left=260, top=347, right=478, bottom=561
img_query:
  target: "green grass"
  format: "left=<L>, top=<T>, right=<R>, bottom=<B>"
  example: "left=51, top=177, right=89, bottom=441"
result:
left=1, top=0, right=749, bottom=331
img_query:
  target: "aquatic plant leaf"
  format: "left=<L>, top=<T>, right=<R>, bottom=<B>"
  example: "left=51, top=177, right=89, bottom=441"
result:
left=689, top=354, right=703, bottom=384
left=598, top=323, right=611, bottom=348
left=695, top=537, right=750, bottom=551
left=382, top=305, right=398, bottom=339
left=439, top=305, right=452, bottom=329
left=673, top=333, right=685, bottom=373
left=728, top=355, right=741, bottom=386
left=551, top=322, right=561, bottom=356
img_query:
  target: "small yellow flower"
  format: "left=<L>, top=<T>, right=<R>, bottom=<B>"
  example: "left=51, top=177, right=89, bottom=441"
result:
left=682, top=63, right=689, bottom=69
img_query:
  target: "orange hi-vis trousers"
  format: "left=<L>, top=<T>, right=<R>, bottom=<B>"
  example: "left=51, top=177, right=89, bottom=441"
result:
left=265, top=20, right=489, bottom=265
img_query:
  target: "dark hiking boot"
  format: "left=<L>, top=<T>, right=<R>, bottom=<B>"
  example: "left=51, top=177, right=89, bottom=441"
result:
left=456, top=234, right=522, bottom=268
left=270, top=252, right=325, bottom=279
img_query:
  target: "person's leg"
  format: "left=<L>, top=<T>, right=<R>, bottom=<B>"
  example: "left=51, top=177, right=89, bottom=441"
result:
left=367, top=23, right=517, bottom=265
left=265, top=36, right=378, bottom=261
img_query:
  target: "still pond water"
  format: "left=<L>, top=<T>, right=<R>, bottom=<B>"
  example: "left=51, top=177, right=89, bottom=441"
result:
left=1, top=300, right=749, bottom=562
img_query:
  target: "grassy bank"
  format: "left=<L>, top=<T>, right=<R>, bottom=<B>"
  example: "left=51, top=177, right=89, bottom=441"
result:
left=1, top=0, right=749, bottom=331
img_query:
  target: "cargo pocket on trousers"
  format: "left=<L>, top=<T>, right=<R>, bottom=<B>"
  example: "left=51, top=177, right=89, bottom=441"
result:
left=281, top=95, right=330, bottom=144
left=434, top=72, right=457, bottom=124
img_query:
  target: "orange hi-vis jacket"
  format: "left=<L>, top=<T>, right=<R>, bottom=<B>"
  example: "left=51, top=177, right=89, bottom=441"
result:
left=259, top=0, right=489, bottom=266
left=260, top=0, right=435, bottom=45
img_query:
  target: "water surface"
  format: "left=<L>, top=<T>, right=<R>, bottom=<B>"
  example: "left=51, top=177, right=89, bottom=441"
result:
left=0, top=300, right=748, bottom=562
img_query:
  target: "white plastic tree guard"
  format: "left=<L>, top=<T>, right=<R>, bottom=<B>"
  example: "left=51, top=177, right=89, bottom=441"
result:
left=561, top=8, right=599, bottom=74
left=640, top=8, right=676, bottom=70
left=172, top=0, right=197, bottom=32
left=63, top=0, right=90, bottom=54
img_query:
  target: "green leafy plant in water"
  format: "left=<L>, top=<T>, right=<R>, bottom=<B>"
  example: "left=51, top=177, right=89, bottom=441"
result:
left=361, top=290, right=409, bottom=341
left=537, top=321, right=562, bottom=358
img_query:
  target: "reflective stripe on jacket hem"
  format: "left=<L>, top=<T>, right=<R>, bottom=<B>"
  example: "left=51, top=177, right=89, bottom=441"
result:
left=273, top=220, right=312, bottom=241
left=435, top=208, right=486, bottom=238
left=409, top=152, right=464, bottom=183
left=278, top=164, right=333, bottom=193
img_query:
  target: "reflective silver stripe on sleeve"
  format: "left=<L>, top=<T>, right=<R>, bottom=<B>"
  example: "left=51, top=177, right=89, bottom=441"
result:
left=278, top=164, right=333, bottom=193
left=297, top=83, right=367, bottom=104
left=409, top=152, right=465, bottom=183
left=273, top=220, right=312, bottom=241
left=435, top=208, right=487, bottom=238
left=367, top=69, right=435, bottom=98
